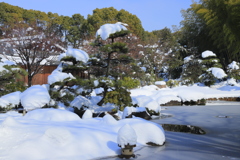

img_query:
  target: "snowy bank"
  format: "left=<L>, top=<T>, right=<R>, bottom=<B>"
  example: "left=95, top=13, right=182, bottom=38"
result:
left=0, top=109, right=165, bottom=160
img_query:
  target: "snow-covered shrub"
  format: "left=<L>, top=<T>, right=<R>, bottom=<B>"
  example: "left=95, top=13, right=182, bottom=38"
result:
left=20, top=85, right=51, bottom=110
left=227, top=61, right=240, bottom=81
left=166, top=79, right=179, bottom=88
left=200, top=50, right=226, bottom=86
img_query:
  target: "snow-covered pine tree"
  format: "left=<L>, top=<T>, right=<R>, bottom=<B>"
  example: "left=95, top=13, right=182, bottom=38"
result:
left=200, top=50, right=227, bottom=86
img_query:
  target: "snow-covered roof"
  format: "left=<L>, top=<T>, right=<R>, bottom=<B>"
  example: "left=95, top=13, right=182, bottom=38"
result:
left=96, top=22, right=128, bottom=40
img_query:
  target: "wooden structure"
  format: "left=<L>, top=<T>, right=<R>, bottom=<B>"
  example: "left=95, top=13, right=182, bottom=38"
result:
left=22, top=65, right=57, bottom=85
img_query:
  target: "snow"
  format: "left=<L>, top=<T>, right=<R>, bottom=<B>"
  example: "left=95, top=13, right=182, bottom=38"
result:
left=70, top=95, right=92, bottom=110
left=24, top=108, right=81, bottom=122
left=207, top=67, right=227, bottom=79
left=59, top=48, right=89, bottom=63
left=117, top=124, right=137, bottom=148
left=96, top=22, right=128, bottom=40
left=122, top=107, right=146, bottom=119
left=201, top=50, right=216, bottom=58
left=0, top=110, right=165, bottom=160
left=20, top=85, right=50, bottom=110
left=82, top=109, right=93, bottom=119
left=155, top=81, right=166, bottom=85
left=0, top=91, right=21, bottom=108
left=183, top=55, right=194, bottom=63
left=228, top=61, right=239, bottom=70
left=48, top=70, right=75, bottom=85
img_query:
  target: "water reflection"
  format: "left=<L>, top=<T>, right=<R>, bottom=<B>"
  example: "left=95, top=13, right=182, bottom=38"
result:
left=161, top=124, right=206, bottom=135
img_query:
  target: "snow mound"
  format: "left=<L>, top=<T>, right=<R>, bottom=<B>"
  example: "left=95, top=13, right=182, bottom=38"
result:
left=24, top=108, right=81, bottom=121
left=208, top=67, right=227, bottom=79
left=101, top=114, right=117, bottom=125
left=48, top=70, right=75, bottom=85
left=1, top=91, right=21, bottom=107
left=70, top=95, right=91, bottom=109
left=59, top=48, right=89, bottom=63
left=96, top=22, right=128, bottom=40
left=133, top=95, right=161, bottom=113
left=1, top=116, right=20, bottom=127
left=42, top=127, right=73, bottom=146
left=117, top=124, right=137, bottom=148
left=155, top=95, right=181, bottom=105
left=20, top=85, right=50, bottom=110
left=122, top=107, right=146, bottom=119
left=82, top=109, right=93, bottom=119
left=173, top=86, right=205, bottom=102
left=0, top=98, right=10, bottom=108
left=155, top=81, right=166, bottom=85
left=202, top=50, right=216, bottom=58
left=130, top=119, right=165, bottom=145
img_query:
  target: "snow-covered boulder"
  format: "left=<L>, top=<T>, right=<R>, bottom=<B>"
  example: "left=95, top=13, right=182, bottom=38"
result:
left=1, top=91, right=21, bottom=107
left=96, top=22, right=128, bottom=40
left=132, top=95, right=161, bottom=115
left=20, top=85, right=50, bottom=110
left=70, top=95, right=91, bottom=110
left=122, top=107, right=151, bottom=120
left=228, top=61, right=239, bottom=70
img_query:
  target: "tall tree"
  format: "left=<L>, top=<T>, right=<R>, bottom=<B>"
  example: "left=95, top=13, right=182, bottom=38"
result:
left=2, top=23, right=64, bottom=87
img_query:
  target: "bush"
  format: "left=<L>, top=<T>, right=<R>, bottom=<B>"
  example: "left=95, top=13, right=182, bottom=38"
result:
left=166, top=79, right=179, bottom=88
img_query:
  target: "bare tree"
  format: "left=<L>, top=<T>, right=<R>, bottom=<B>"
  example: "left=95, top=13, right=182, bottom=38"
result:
left=1, top=23, right=65, bottom=87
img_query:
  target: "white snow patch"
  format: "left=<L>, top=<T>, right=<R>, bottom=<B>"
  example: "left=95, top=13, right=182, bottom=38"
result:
left=202, top=50, right=216, bottom=58
left=48, top=70, right=75, bottom=85
left=70, top=95, right=91, bottom=110
left=207, top=67, right=227, bottom=79
left=117, top=124, right=137, bottom=148
left=24, top=108, right=81, bottom=121
left=96, top=22, right=128, bottom=40
left=20, top=85, right=50, bottom=110
left=228, top=61, right=239, bottom=70
left=82, top=109, right=93, bottom=119
left=59, top=48, right=89, bottom=63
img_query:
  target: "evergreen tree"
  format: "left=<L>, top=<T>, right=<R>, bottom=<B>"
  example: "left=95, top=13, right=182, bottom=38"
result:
left=0, top=59, right=27, bottom=96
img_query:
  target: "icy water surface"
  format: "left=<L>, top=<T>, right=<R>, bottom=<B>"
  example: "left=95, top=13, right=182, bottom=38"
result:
left=100, top=105, right=240, bottom=160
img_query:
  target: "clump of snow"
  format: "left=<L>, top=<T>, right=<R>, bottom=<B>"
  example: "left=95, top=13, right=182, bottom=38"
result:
left=20, top=85, right=50, bottom=110
left=184, top=55, right=194, bottom=63
left=172, top=86, right=205, bottom=102
left=82, top=109, right=93, bottom=119
left=155, top=81, right=166, bottom=85
left=132, top=95, right=161, bottom=113
left=101, top=114, right=117, bottom=125
left=59, top=48, right=89, bottom=63
left=227, top=78, right=238, bottom=86
left=122, top=107, right=146, bottom=119
left=207, top=67, right=227, bottom=79
left=1, top=91, right=21, bottom=107
left=228, top=61, right=239, bottom=70
left=202, top=50, right=216, bottom=58
left=155, top=95, right=181, bottom=105
left=24, top=108, right=81, bottom=121
left=70, top=95, right=91, bottom=110
left=0, top=98, right=9, bottom=108
left=96, top=22, right=128, bottom=40
left=48, top=70, right=75, bottom=85
left=117, top=124, right=137, bottom=148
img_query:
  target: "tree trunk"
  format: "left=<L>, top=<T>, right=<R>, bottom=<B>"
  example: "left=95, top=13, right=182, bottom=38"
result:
left=97, top=85, right=108, bottom=106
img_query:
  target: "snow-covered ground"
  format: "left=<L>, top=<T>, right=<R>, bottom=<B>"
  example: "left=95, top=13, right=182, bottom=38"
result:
left=0, top=109, right=165, bottom=160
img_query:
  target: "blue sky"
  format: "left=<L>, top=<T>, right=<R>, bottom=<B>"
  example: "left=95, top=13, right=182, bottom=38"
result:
left=1, top=0, right=193, bottom=31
